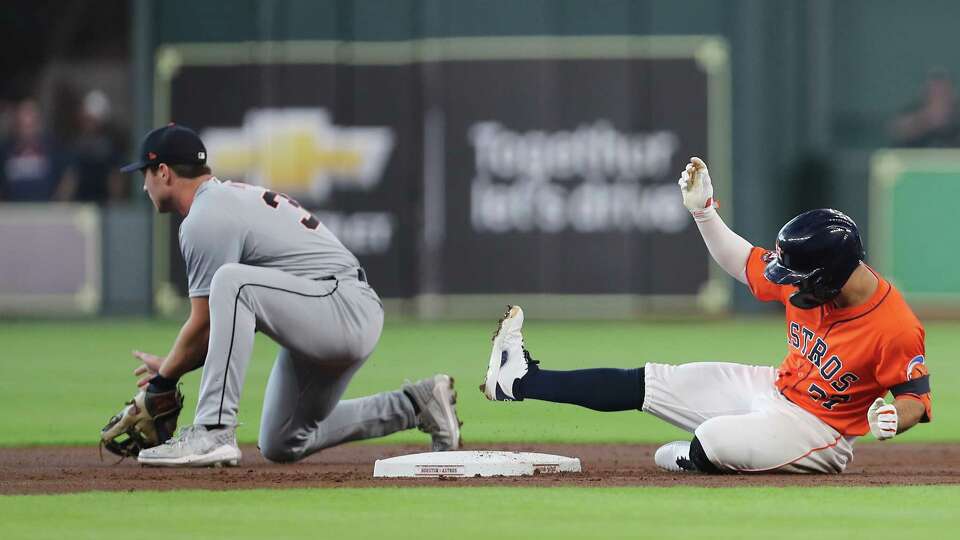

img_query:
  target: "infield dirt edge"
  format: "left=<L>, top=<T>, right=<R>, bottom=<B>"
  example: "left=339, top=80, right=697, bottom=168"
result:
left=2, top=442, right=960, bottom=494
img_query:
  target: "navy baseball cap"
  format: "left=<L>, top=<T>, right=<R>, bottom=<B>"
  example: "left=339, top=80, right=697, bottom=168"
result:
left=121, top=123, right=207, bottom=173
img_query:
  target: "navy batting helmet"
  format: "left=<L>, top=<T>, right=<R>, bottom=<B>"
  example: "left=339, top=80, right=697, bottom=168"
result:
left=763, top=209, right=866, bottom=309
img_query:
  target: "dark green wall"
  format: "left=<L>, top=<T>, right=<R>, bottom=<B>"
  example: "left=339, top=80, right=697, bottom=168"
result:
left=832, top=0, right=960, bottom=149
left=134, top=0, right=956, bottom=312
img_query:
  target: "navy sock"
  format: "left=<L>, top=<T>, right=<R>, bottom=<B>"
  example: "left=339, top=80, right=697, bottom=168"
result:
left=516, top=366, right=644, bottom=411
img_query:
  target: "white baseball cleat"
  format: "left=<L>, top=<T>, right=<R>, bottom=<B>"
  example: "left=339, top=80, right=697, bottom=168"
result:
left=480, top=305, right=537, bottom=401
left=137, top=424, right=241, bottom=467
left=654, top=440, right=695, bottom=473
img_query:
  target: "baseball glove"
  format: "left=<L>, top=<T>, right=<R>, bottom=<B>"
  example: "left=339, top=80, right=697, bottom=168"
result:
left=99, top=387, right=184, bottom=459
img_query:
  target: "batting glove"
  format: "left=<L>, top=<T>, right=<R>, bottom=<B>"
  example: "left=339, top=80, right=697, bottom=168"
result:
left=677, top=157, right=718, bottom=222
left=867, top=397, right=898, bottom=440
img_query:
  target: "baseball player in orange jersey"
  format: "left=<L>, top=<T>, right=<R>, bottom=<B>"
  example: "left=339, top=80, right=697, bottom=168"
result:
left=480, top=157, right=932, bottom=474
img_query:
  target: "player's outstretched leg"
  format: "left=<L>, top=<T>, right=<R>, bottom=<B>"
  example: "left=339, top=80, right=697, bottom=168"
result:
left=479, top=305, right=723, bottom=475
left=480, top=305, right=644, bottom=411
left=258, top=348, right=462, bottom=463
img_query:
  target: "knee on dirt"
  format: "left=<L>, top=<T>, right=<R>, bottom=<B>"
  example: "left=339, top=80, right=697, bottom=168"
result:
left=258, top=429, right=318, bottom=463
left=259, top=439, right=307, bottom=463
left=692, top=418, right=736, bottom=472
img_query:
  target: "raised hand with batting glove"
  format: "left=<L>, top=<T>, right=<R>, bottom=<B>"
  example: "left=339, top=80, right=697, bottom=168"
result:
left=676, top=156, right=752, bottom=284
left=677, top=156, right=718, bottom=221
left=867, top=397, right=898, bottom=440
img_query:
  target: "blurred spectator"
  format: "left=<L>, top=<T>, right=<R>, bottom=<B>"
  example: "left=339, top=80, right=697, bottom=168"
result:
left=890, top=70, right=960, bottom=147
left=60, top=90, right=127, bottom=203
left=0, top=98, right=74, bottom=201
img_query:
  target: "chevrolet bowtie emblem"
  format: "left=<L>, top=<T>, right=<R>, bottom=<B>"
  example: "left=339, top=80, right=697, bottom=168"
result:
left=201, top=108, right=394, bottom=200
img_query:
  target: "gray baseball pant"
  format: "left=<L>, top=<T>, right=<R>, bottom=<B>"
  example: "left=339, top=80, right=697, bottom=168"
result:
left=193, top=263, right=416, bottom=462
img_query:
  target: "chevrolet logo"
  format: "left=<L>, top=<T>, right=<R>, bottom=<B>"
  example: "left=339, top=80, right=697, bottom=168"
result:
left=201, top=108, right=394, bottom=200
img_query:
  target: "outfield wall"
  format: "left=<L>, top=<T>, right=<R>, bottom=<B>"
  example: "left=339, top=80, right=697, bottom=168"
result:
left=0, top=204, right=153, bottom=317
left=90, top=0, right=960, bottom=317
left=869, top=150, right=960, bottom=316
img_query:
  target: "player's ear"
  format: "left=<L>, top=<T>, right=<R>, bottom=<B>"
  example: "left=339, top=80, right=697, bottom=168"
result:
left=158, top=163, right=172, bottom=184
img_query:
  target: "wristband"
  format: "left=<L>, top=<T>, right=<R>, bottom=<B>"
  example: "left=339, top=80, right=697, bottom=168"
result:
left=692, top=199, right=718, bottom=222
left=147, top=373, right=179, bottom=393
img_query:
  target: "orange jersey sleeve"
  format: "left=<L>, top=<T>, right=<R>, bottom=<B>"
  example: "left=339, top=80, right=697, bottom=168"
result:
left=744, top=247, right=790, bottom=304
left=876, top=327, right=933, bottom=422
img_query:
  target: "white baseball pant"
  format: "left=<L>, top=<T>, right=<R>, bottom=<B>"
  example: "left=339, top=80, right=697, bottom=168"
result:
left=643, top=362, right=855, bottom=473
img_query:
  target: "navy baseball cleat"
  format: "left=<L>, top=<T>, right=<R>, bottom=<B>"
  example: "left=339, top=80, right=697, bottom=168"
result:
left=480, top=305, right=538, bottom=401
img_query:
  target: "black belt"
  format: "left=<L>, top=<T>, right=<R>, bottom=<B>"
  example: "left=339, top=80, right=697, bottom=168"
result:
left=319, top=267, right=367, bottom=283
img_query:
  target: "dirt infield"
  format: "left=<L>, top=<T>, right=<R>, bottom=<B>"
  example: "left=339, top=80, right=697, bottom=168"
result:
left=2, top=443, right=959, bottom=495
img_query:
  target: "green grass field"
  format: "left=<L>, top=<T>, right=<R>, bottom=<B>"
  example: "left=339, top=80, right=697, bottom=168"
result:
left=4, top=486, right=959, bottom=540
left=1, top=318, right=957, bottom=445
left=2, top=318, right=958, bottom=538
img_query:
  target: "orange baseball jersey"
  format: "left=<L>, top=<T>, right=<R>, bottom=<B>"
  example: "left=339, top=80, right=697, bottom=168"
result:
left=744, top=247, right=932, bottom=436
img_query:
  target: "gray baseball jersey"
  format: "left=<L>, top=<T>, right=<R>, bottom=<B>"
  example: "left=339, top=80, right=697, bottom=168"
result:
left=179, top=178, right=360, bottom=297
left=184, top=178, right=416, bottom=462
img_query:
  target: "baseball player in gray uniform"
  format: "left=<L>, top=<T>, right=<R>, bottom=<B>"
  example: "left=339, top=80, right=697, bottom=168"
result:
left=119, top=124, right=460, bottom=467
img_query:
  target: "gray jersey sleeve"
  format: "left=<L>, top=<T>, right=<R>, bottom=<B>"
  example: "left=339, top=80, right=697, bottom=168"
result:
left=179, top=210, right=244, bottom=297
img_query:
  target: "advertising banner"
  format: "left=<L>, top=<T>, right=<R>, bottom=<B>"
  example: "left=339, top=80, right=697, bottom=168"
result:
left=427, top=57, right=709, bottom=296
left=156, top=37, right=730, bottom=315
left=164, top=63, right=419, bottom=299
